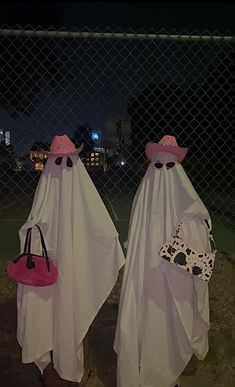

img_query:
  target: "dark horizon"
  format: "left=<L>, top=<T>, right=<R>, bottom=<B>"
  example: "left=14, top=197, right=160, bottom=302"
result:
left=0, top=3, right=234, bottom=157
left=0, top=3, right=234, bottom=34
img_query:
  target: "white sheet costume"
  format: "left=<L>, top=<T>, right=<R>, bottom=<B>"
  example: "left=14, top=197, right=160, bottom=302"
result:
left=114, top=140, right=213, bottom=387
left=17, top=135, right=125, bottom=383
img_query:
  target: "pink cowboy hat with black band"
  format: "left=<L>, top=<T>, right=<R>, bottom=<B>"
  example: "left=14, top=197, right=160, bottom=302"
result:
left=48, top=134, right=83, bottom=157
left=146, top=135, right=188, bottom=163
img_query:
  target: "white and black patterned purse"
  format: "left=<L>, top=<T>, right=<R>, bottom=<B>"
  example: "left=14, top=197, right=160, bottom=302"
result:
left=160, top=219, right=217, bottom=282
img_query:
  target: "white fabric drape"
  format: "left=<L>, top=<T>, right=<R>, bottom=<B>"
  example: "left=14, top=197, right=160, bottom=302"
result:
left=17, top=154, right=125, bottom=382
left=114, top=152, right=212, bottom=387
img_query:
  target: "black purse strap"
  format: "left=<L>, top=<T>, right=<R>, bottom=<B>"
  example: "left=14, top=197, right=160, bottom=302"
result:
left=23, top=225, right=49, bottom=259
left=35, top=225, right=49, bottom=259
left=23, top=228, right=32, bottom=254
left=175, top=217, right=216, bottom=252
left=22, top=225, right=51, bottom=272
left=204, top=219, right=217, bottom=252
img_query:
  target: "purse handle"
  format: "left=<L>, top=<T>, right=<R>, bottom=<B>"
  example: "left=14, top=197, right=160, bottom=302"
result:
left=204, top=219, right=217, bottom=252
left=175, top=217, right=216, bottom=252
left=23, top=225, right=50, bottom=271
left=23, top=225, right=48, bottom=257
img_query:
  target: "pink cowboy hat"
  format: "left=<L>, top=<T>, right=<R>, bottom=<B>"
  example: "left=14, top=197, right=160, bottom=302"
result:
left=48, top=135, right=83, bottom=157
left=146, top=135, right=188, bottom=163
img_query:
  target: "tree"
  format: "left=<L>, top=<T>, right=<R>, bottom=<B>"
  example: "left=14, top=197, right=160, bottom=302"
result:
left=128, top=47, right=234, bottom=169
left=194, top=49, right=234, bottom=162
left=0, top=142, right=17, bottom=173
left=0, top=33, right=62, bottom=119
left=127, top=82, right=196, bottom=163
left=29, top=142, right=50, bottom=166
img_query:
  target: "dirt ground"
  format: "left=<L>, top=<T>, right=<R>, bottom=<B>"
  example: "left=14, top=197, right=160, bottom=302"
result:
left=0, top=252, right=234, bottom=387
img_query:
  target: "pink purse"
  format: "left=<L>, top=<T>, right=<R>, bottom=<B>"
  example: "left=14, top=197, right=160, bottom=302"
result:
left=7, top=225, right=58, bottom=287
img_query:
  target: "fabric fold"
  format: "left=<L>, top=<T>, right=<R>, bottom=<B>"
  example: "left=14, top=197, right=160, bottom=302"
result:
left=114, top=154, right=212, bottom=387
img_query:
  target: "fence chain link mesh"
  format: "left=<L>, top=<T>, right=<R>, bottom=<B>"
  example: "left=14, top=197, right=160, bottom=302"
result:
left=0, top=26, right=234, bottom=228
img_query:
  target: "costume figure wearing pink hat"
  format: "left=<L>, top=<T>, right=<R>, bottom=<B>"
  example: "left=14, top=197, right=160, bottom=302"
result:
left=49, top=135, right=83, bottom=156
left=114, top=135, right=215, bottom=387
left=16, top=134, right=125, bottom=387
left=146, top=135, right=188, bottom=163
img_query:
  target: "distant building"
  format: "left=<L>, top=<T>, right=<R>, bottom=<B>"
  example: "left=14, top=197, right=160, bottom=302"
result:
left=106, top=117, right=131, bottom=148
left=28, top=142, right=106, bottom=173
left=91, top=129, right=102, bottom=146
left=0, top=129, right=11, bottom=145
left=78, top=129, right=106, bottom=171
left=15, top=156, right=34, bottom=172
left=81, top=147, right=107, bottom=172
left=29, top=142, right=50, bottom=171
left=105, top=117, right=131, bottom=166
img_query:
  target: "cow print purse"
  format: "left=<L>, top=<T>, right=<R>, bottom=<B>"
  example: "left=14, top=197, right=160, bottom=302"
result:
left=160, top=219, right=217, bottom=282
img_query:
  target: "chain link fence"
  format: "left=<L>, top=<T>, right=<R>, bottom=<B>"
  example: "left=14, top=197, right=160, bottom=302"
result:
left=0, top=26, right=234, bottom=229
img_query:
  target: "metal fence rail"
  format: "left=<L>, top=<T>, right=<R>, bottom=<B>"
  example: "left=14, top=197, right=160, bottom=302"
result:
left=0, top=26, right=234, bottom=227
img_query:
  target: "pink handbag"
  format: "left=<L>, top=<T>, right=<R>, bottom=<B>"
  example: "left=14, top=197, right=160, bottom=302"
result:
left=7, top=225, right=58, bottom=287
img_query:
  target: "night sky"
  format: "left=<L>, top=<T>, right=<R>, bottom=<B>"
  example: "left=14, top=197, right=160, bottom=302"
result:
left=0, top=3, right=234, bottom=156
left=0, top=3, right=234, bottom=33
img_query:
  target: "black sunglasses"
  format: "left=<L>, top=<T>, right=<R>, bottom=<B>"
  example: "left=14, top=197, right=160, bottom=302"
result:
left=55, top=156, right=73, bottom=168
left=154, top=162, right=176, bottom=169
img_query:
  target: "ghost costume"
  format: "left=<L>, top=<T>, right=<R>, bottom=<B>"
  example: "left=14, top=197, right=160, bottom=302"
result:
left=114, top=150, right=212, bottom=387
left=17, top=145, right=125, bottom=383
